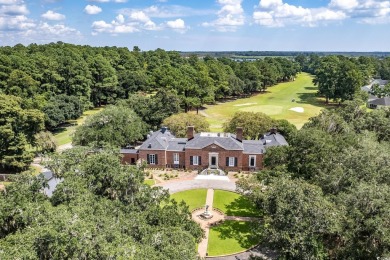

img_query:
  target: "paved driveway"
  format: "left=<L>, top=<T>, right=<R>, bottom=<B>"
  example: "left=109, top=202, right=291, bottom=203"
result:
left=156, top=179, right=236, bottom=194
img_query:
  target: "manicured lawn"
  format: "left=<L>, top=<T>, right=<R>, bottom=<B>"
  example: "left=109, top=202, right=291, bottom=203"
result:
left=170, top=189, right=207, bottom=212
left=213, top=190, right=261, bottom=217
left=53, top=107, right=104, bottom=146
left=144, top=179, right=155, bottom=186
left=201, top=72, right=325, bottom=131
left=207, top=221, right=259, bottom=256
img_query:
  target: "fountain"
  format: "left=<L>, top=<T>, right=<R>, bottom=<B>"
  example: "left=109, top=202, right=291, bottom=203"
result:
left=199, top=204, right=213, bottom=220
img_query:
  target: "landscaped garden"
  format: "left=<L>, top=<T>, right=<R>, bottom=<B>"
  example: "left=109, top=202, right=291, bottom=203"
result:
left=170, top=189, right=208, bottom=212
left=201, top=72, right=324, bottom=131
left=213, top=190, right=261, bottom=217
left=171, top=189, right=262, bottom=257
left=207, top=220, right=259, bottom=256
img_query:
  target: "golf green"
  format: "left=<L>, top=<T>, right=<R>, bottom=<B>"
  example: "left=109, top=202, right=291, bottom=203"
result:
left=201, top=72, right=324, bottom=131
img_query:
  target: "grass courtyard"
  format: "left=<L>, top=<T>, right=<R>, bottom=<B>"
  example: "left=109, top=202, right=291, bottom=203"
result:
left=170, top=189, right=208, bottom=212
left=213, top=190, right=261, bottom=217
left=202, top=72, right=324, bottom=131
left=207, top=220, right=259, bottom=256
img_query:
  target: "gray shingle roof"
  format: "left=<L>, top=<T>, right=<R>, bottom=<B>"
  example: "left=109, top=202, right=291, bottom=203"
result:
left=185, top=133, right=243, bottom=150
left=260, top=132, right=288, bottom=147
left=242, top=140, right=264, bottom=154
left=167, top=138, right=187, bottom=151
left=139, top=128, right=176, bottom=150
left=368, top=97, right=390, bottom=106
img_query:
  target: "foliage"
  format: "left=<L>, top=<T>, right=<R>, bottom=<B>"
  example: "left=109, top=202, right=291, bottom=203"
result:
left=73, top=105, right=148, bottom=147
left=162, top=113, right=210, bottom=137
left=237, top=104, right=390, bottom=259
left=0, top=94, right=44, bottom=172
left=34, top=131, right=57, bottom=153
left=0, top=148, right=203, bottom=259
left=223, top=111, right=274, bottom=139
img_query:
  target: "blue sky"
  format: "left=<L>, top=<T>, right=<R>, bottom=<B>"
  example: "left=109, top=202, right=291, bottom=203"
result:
left=1, top=0, right=390, bottom=51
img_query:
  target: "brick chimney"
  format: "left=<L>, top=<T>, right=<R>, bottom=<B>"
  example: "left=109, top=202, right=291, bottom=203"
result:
left=187, top=126, right=194, bottom=140
left=270, top=127, right=277, bottom=134
left=236, top=127, right=243, bottom=142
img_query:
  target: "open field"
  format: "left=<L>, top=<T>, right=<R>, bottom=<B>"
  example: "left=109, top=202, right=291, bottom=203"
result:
left=53, top=107, right=104, bottom=146
left=213, top=190, right=261, bottom=217
left=201, top=73, right=325, bottom=131
left=170, top=189, right=208, bottom=212
left=207, top=221, right=259, bottom=256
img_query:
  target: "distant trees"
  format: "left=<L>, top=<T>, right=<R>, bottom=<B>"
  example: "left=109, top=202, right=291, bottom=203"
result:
left=162, top=113, right=210, bottom=137
left=73, top=106, right=148, bottom=147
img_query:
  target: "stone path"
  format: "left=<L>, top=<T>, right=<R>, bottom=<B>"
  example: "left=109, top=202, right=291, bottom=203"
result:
left=197, top=188, right=216, bottom=257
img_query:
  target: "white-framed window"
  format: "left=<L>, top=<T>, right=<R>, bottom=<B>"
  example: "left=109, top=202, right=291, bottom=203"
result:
left=249, top=155, right=256, bottom=167
left=173, top=153, right=179, bottom=164
left=229, top=157, right=235, bottom=167
left=149, top=154, right=156, bottom=165
left=193, top=156, right=199, bottom=165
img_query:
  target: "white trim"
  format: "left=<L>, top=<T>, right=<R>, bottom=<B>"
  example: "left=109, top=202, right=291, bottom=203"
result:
left=193, top=156, right=199, bottom=165
left=149, top=154, right=156, bottom=165
left=209, top=153, right=219, bottom=169
left=249, top=155, right=256, bottom=167
left=228, top=157, right=235, bottom=167
left=173, top=153, right=179, bottom=164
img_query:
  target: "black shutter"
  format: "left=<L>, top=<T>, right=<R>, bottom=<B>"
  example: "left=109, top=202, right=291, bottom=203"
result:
left=155, top=154, right=158, bottom=165
left=199, top=156, right=201, bottom=165
left=235, top=157, right=238, bottom=167
left=226, top=157, right=229, bottom=167
left=190, top=156, right=193, bottom=165
left=147, top=154, right=150, bottom=164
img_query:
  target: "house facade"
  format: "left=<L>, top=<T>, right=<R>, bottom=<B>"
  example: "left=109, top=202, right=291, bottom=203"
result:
left=121, top=126, right=288, bottom=172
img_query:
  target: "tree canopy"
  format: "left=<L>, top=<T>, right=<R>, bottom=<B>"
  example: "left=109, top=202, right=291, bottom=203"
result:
left=162, top=113, right=210, bottom=137
left=0, top=148, right=203, bottom=259
left=73, top=105, right=148, bottom=147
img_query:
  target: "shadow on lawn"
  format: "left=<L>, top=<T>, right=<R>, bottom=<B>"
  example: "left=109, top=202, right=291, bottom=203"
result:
left=224, top=196, right=262, bottom=217
left=212, top=221, right=262, bottom=249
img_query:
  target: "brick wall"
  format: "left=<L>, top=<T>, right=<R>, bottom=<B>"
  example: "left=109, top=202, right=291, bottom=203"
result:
left=121, top=153, right=139, bottom=165
left=166, top=151, right=185, bottom=168
left=139, top=150, right=166, bottom=168
left=242, top=154, right=263, bottom=171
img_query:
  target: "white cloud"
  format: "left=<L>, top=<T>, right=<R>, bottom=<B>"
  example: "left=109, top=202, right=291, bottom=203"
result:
left=0, top=15, right=34, bottom=30
left=166, top=18, right=185, bottom=29
left=120, top=5, right=214, bottom=19
left=84, top=5, right=102, bottom=15
left=41, top=10, right=65, bottom=21
left=0, top=4, right=29, bottom=15
left=202, top=0, right=245, bottom=31
left=254, top=0, right=348, bottom=27
left=129, top=11, right=150, bottom=23
left=329, top=0, right=359, bottom=10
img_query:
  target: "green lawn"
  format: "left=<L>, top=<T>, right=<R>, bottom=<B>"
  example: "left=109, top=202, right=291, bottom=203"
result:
left=53, top=107, right=104, bottom=146
left=207, top=221, right=259, bottom=256
left=144, top=179, right=155, bottom=186
left=213, top=190, right=261, bottom=217
left=170, top=189, right=207, bottom=212
left=202, top=72, right=325, bottom=131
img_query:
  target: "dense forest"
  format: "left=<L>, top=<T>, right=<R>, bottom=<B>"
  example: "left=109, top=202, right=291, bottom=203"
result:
left=2, top=43, right=390, bottom=172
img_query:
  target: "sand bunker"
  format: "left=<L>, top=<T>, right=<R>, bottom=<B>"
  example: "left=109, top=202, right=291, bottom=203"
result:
left=234, top=103, right=257, bottom=107
left=289, top=107, right=304, bottom=113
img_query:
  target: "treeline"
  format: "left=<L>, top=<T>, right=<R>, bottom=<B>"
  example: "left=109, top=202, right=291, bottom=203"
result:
left=295, top=54, right=390, bottom=103
left=0, top=42, right=300, bottom=130
left=239, top=101, right=390, bottom=259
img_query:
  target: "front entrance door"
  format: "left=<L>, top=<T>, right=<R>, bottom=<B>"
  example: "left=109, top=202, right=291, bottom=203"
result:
left=209, top=153, right=218, bottom=169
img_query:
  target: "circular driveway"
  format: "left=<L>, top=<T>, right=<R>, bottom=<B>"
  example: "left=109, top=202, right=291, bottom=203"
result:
left=155, top=179, right=236, bottom=194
